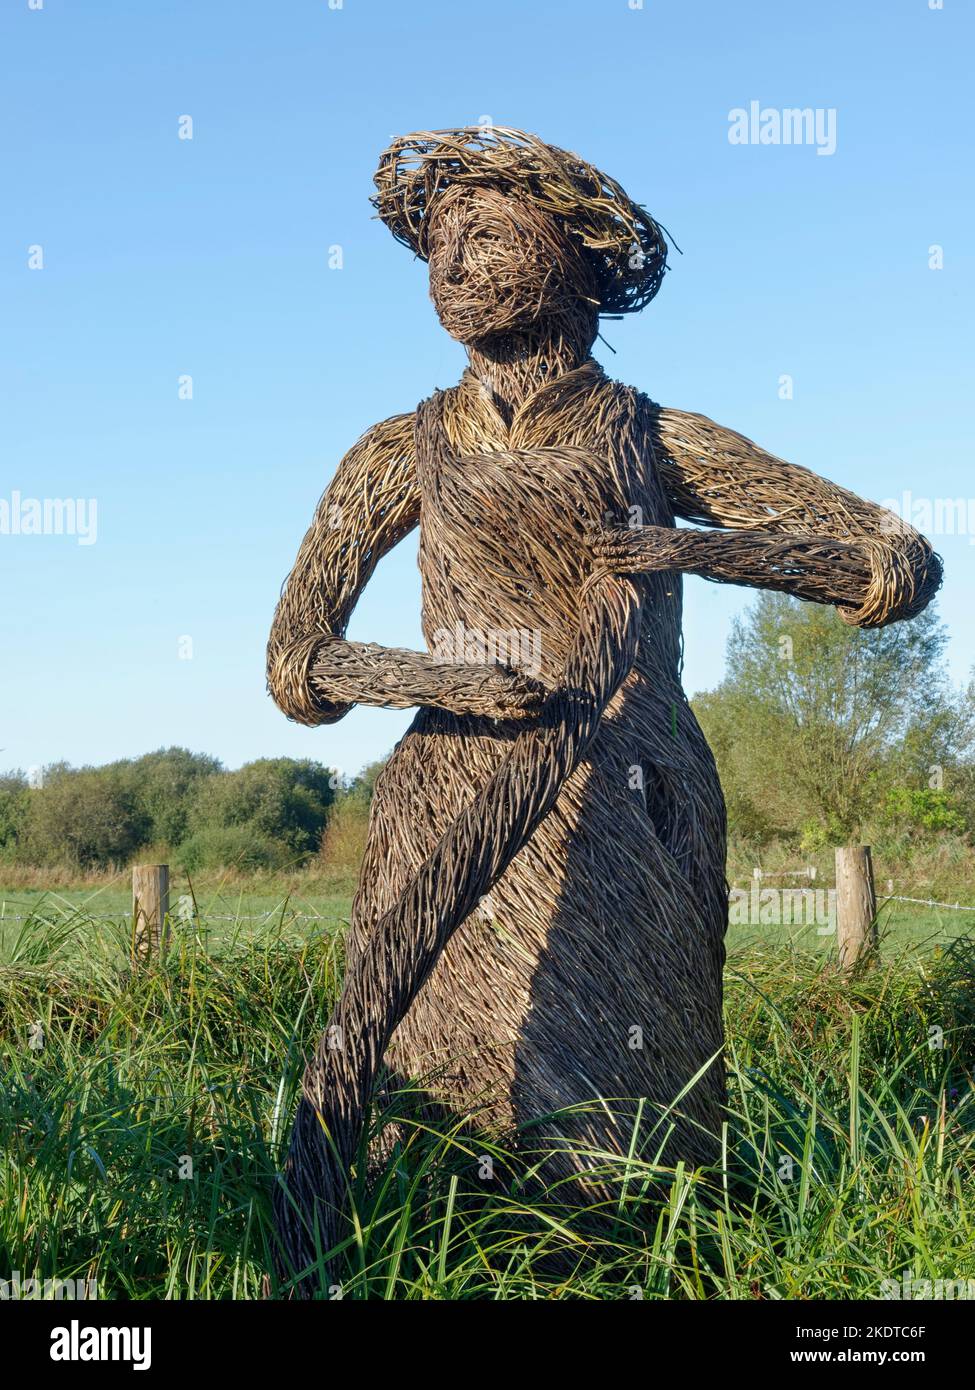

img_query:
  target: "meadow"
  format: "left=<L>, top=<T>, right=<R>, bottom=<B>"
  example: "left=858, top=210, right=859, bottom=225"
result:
left=1, top=860, right=974, bottom=1300
left=4, top=839, right=975, bottom=962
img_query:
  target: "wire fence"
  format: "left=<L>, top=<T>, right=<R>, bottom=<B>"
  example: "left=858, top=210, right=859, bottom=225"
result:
left=885, top=894, right=975, bottom=915
left=4, top=892, right=975, bottom=924
left=0, top=906, right=347, bottom=924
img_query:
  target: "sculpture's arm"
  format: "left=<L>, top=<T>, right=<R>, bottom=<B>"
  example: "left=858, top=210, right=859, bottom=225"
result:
left=267, top=414, right=545, bottom=726
left=616, top=402, right=942, bottom=628
left=592, top=524, right=888, bottom=612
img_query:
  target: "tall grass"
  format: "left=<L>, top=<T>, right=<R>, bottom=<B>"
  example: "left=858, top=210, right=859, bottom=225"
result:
left=1, top=908, right=973, bottom=1299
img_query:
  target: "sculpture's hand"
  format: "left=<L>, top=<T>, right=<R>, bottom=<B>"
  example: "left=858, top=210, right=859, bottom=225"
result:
left=437, top=662, right=548, bottom=720
left=588, top=523, right=684, bottom=573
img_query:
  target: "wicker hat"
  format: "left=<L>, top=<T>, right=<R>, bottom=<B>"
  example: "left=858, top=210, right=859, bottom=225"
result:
left=372, top=126, right=670, bottom=315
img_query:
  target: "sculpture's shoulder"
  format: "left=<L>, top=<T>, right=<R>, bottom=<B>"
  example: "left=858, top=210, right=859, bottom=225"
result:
left=604, top=377, right=661, bottom=425
left=589, top=375, right=660, bottom=452
left=595, top=378, right=676, bottom=523
left=352, top=409, right=417, bottom=462
left=328, top=411, right=419, bottom=501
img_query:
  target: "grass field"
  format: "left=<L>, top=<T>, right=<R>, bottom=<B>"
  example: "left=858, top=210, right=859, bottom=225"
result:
left=3, top=872, right=974, bottom=962
left=1, top=874, right=974, bottom=1299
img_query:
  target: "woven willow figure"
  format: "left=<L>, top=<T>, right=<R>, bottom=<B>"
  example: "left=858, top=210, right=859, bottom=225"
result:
left=267, top=127, right=942, bottom=1292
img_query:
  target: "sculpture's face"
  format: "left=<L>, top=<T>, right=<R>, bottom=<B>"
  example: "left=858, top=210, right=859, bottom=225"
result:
left=426, top=185, right=599, bottom=345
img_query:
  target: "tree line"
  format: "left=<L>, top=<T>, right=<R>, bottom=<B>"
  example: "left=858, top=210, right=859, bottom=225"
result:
left=0, top=750, right=385, bottom=873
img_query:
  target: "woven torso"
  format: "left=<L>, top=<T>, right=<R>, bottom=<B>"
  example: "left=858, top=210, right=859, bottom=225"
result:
left=343, top=361, right=727, bottom=1149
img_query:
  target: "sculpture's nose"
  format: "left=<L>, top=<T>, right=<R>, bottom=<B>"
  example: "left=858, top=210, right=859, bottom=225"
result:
left=440, top=231, right=467, bottom=285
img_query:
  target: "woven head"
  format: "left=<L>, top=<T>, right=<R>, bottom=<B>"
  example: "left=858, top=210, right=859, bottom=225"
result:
left=372, top=126, right=670, bottom=346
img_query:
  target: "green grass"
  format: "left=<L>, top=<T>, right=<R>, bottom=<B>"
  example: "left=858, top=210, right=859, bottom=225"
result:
left=727, top=900, right=975, bottom=953
left=1, top=899, right=974, bottom=1299
left=3, top=878, right=971, bottom=966
left=0, top=877, right=353, bottom=959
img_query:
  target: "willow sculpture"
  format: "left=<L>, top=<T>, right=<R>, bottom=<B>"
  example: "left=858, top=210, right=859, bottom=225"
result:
left=267, top=126, right=942, bottom=1293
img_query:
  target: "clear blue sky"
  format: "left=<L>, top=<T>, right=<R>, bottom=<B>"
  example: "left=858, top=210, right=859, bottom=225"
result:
left=2, top=0, right=972, bottom=781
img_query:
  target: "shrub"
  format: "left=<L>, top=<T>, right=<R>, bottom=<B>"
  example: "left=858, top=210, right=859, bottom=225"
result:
left=319, top=791, right=371, bottom=874
left=880, top=787, right=967, bottom=837
left=318, top=758, right=387, bottom=874
left=174, top=825, right=290, bottom=874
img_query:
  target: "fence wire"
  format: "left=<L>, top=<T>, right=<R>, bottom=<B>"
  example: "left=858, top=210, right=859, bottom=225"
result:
left=4, top=892, right=975, bottom=925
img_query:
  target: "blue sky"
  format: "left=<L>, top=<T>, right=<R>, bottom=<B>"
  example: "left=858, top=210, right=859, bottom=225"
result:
left=2, top=0, right=972, bottom=780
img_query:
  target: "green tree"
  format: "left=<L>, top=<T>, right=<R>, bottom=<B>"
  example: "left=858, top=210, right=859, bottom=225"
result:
left=188, top=757, right=337, bottom=860
left=23, top=763, right=151, bottom=868
left=692, top=595, right=968, bottom=844
left=0, top=770, right=29, bottom=855
left=119, top=747, right=223, bottom=847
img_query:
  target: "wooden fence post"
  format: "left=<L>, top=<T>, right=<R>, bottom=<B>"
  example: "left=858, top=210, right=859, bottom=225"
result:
left=132, top=864, right=170, bottom=963
left=835, top=845, right=877, bottom=971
